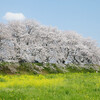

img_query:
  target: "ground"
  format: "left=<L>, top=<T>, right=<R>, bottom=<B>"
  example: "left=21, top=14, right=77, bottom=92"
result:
left=0, top=73, right=100, bottom=100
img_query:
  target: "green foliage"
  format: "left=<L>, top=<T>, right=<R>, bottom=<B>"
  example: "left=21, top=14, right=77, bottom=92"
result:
left=66, top=64, right=97, bottom=73
left=0, top=78, right=6, bottom=82
left=34, top=62, right=43, bottom=66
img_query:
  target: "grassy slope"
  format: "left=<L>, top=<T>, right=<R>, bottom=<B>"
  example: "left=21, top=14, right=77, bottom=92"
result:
left=0, top=62, right=99, bottom=74
left=0, top=73, right=100, bottom=100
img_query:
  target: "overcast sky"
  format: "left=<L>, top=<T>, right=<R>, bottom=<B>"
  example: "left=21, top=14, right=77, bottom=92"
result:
left=0, top=0, right=100, bottom=46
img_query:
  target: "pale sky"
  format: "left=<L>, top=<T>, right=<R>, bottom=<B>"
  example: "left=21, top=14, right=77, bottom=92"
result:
left=0, top=0, right=100, bottom=46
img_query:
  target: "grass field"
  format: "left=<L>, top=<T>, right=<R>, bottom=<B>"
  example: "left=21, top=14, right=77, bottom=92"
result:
left=0, top=73, right=100, bottom=100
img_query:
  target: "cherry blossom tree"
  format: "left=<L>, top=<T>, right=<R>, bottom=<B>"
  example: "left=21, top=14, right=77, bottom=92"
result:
left=0, top=20, right=100, bottom=65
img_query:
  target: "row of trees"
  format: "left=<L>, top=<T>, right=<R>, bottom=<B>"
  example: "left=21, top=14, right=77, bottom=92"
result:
left=0, top=20, right=100, bottom=65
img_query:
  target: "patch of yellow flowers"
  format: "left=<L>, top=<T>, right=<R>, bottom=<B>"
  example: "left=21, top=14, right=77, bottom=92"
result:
left=0, top=74, right=64, bottom=88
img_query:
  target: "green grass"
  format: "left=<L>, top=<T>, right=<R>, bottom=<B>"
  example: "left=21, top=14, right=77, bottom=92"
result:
left=0, top=73, right=100, bottom=100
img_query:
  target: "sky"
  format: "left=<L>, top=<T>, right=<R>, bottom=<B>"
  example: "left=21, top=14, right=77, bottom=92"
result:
left=0, top=0, right=100, bottom=46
